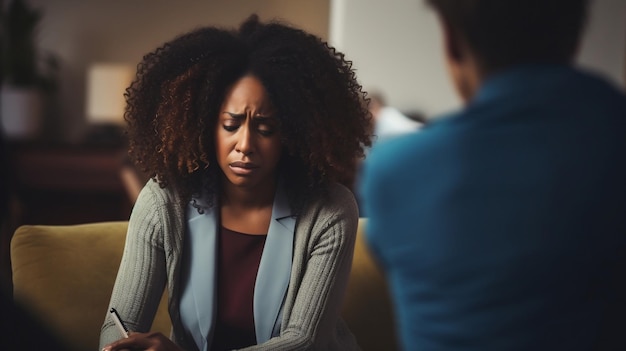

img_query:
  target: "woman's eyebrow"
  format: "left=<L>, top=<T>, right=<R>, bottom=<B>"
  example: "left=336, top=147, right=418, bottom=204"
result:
left=224, top=112, right=245, bottom=119
left=224, top=112, right=275, bottom=121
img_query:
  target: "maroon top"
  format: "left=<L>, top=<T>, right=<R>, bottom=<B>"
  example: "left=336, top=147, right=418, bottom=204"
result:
left=210, top=226, right=267, bottom=351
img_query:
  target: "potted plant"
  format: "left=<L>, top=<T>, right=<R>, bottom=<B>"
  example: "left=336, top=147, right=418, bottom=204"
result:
left=1, top=0, right=58, bottom=139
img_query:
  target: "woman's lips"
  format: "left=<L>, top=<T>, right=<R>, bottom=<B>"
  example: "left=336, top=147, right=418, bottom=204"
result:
left=229, top=161, right=259, bottom=175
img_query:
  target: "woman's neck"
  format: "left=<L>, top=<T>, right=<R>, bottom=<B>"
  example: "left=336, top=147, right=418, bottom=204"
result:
left=220, top=178, right=277, bottom=209
left=219, top=177, right=277, bottom=235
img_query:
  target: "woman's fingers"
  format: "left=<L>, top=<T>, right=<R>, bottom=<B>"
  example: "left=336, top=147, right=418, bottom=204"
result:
left=102, top=332, right=181, bottom=351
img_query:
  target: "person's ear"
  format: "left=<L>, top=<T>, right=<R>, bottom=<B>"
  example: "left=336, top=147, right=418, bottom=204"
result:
left=439, top=17, right=463, bottom=64
left=437, top=15, right=480, bottom=103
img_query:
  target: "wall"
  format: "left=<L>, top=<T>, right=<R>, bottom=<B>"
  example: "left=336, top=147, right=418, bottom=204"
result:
left=578, top=0, right=626, bottom=88
left=19, top=0, right=626, bottom=139
left=330, top=0, right=626, bottom=119
left=29, top=0, right=330, bottom=142
left=330, top=0, right=459, bottom=117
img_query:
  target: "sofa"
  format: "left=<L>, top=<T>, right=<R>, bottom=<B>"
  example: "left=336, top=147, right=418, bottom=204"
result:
left=10, top=218, right=397, bottom=351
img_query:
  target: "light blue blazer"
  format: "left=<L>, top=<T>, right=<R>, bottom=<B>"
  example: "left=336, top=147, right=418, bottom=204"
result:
left=179, top=184, right=296, bottom=351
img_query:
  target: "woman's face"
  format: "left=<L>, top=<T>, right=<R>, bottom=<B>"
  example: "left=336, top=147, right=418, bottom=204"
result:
left=215, top=75, right=282, bottom=190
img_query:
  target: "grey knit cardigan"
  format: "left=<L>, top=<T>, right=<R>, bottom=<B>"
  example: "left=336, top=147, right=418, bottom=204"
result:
left=100, top=180, right=362, bottom=350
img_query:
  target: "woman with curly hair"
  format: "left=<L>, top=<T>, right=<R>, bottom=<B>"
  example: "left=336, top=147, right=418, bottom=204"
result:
left=100, top=14, right=371, bottom=351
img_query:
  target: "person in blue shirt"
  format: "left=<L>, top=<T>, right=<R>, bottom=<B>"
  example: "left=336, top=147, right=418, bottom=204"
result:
left=359, top=0, right=626, bottom=350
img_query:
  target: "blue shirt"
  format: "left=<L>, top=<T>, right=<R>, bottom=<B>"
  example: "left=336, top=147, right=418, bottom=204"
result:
left=360, top=64, right=626, bottom=350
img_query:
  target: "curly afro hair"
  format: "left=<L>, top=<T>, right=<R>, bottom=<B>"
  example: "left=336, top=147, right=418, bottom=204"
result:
left=125, top=14, right=372, bottom=214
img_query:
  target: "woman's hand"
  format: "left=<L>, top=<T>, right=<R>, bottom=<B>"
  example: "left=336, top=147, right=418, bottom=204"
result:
left=102, top=331, right=182, bottom=351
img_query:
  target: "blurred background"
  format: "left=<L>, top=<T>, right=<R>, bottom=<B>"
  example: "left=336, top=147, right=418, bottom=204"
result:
left=0, top=0, right=624, bottom=279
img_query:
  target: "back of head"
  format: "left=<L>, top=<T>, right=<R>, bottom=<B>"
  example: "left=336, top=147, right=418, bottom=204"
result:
left=427, top=0, right=590, bottom=72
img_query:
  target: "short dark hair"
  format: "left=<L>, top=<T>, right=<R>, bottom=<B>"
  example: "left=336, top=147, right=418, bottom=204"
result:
left=125, top=14, right=371, bottom=214
left=426, top=0, right=590, bottom=71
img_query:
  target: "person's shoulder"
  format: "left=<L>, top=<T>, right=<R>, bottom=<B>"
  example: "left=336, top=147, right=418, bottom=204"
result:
left=316, top=183, right=359, bottom=234
left=327, top=182, right=356, bottom=203
left=135, top=179, right=184, bottom=210
left=325, top=182, right=358, bottom=212
left=304, top=182, right=358, bottom=222
left=516, top=65, right=626, bottom=106
left=139, top=179, right=169, bottom=198
left=538, top=66, right=626, bottom=127
left=572, top=67, right=626, bottom=103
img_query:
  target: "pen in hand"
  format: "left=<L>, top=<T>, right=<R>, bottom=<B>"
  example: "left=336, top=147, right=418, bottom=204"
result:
left=109, top=307, right=130, bottom=338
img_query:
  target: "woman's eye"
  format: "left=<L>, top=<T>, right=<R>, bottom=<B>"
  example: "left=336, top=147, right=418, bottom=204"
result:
left=257, top=125, right=276, bottom=136
left=258, top=130, right=274, bottom=136
left=223, top=124, right=238, bottom=132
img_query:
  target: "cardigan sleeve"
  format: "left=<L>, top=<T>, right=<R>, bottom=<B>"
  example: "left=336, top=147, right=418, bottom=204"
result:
left=99, top=183, right=169, bottom=349
left=241, top=184, right=360, bottom=350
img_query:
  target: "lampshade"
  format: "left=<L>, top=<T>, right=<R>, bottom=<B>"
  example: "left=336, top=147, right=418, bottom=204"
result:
left=85, top=63, right=134, bottom=125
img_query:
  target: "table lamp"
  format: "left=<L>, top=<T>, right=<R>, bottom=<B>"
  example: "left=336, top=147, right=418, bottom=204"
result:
left=85, top=63, right=135, bottom=143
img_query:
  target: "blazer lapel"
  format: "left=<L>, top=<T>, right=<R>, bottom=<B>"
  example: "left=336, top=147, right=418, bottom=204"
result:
left=180, top=199, right=219, bottom=351
left=254, top=184, right=295, bottom=343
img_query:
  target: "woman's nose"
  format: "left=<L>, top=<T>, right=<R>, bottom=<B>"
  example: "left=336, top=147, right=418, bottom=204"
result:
left=235, top=125, right=253, bottom=155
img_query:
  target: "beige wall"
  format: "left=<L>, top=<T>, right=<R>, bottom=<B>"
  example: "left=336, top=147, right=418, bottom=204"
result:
left=330, top=0, right=461, bottom=117
left=30, top=0, right=330, bottom=141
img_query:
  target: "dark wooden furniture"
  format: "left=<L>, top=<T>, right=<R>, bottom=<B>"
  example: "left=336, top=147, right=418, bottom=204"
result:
left=1, top=140, right=134, bottom=283
left=6, top=140, right=133, bottom=225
